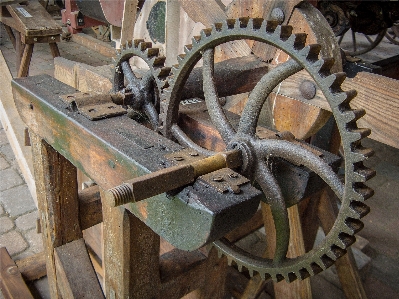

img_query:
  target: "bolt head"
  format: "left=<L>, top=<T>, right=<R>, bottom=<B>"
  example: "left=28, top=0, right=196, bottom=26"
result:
left=271, top=8, right=285, bottom=24
left=299, top=80, right=317, bottom=100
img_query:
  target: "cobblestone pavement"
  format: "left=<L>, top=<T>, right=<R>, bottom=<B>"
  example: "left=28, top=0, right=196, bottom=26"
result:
left=1, top=19, right=399, bottom=299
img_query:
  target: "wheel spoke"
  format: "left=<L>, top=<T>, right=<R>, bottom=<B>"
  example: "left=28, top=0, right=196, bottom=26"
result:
left=365, top=34, right=373, bottom=44
left=237, top=59, right=303, bottom=136
left=121, top=61, right=140, bottom=91
left=171, top=124, right=216, bottom=156
left=338, top=33, right=344, bottom=45
left=257, top=139, right=344, bottom=199
left=255, top=161, right=290, bottom=263
left=202, top=48, right=236, bottom=143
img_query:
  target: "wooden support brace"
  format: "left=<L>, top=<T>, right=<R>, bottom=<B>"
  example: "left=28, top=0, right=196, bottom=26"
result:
left=17, top=43, right=33, bottom=77
left=0, top=247, right=34, bottom=299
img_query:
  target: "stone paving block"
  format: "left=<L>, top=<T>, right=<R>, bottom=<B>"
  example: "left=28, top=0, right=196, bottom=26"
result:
left=0, top=168, right=24, bottom=191
left=16, top=210, right=38, bottom=231
left=0, top=230, right=28, bottom=256
left=0, top=156, right=10, bottom=170
left=0, top=144, right=16, bottom=162
left=24, top=229, right=43, bottom=254
left=1, top=185, right=36, bottom=217
left=0, top=216, right=14, bottom=234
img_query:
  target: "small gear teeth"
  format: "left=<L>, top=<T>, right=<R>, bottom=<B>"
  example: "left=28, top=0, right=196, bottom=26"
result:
left=286, top=33, right=307, bottom=50
left=299, top=268, right=311, bottom=280
left=320, top=254, right=335, bottom=268
left=341, top=108, right=365, bottom=123
left=350, top=200, right=370, bottom=218
left=353, top=183, right=374, bottom=200
left=352, top=147, right=374, bottom=160
left=345, top=128, right=371, bottom=143
left=237, top=263, right=243, bottom=272
left=146, top=47, right=159, bottom=58
left=251, top=18, right=264, bottom=30
left=330, top=245, right=347, bottom=260
left=192, top=35, right=201, bottom=44
left=248, top=269, right=254, bottom=277
left=324, top=72, right=346, bottom=92
left=353, top=164, right=376, bottom=182
left=338, top=232, right=356, bottom=248
left=201, top=28, right=212, bottom=38
left=184, top=44, right=192, bottom=53
left=300, top=44, right=321, bottom=62
left=133, top=39, right=145, bottom=47
left=212, top=22, right=223, bottom=32
left=265, top=20, right=279, bottom=33
left=177, top=54, right=186, bottom=63
left=345, top=217, right=364, bottom=233
left=278, top=25, right=293, bottom=40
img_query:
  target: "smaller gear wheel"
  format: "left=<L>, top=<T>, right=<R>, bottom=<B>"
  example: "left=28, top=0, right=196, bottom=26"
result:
left=113, top=39, right=171, bottom=129
left=160, top=17, right=375, bottom=282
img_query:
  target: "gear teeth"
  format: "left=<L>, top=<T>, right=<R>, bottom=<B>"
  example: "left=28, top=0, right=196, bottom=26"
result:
left=133, top=39, right=145, bottom=47
left=287, top=272, right=297, bottom=283
left=320, top=254, right=335, bottom=268
left=300, top=44, right=321, bottom=62
left=222, top=19, right=236, bottom=30
left=251, top=18, right=264, bottom=30
left=192, top=35, right=201, bottom=44
left=338, top=232, right=356, bottom=248
left=177, top=54, right=186, bottom=63
left=346, top=128, right=371, bottom=143
left=324, top=72, right=346, bottom=92
left=314, top=57, right=335, bottom=76
left=217, top=249, right=223, bottom=259
left=275, top=274, right=285, bottom=282
left=201, top=28, right=212, bottom=38
left=172, top=64, right=180, bottom=72
left=212, top=22, right=223, bottom=32
left=152, top=56, right=166, bottom=67
left=353, top=163, right=376, bottom=182
left=311, top=262, right=323, bottom=275
left=265, top=20, right=279, bottom=33
left=341, top=108, right=365, bottom=123
left=146, top=47, right=159, bottom=58
left=353, top=183, right=374, bottom=201
left=329, top=246, right=346, bottom=259
left=227, top=257, right=233, bottom=266
left=299, top=268, right=311, bottom=280
left=126, top=40, right=132, bottom=48
left=286, top=33, right=307, bottom=50
left=350, top=200, right=370, bottom=218
left=279, top=25, right=293, bottom=40
left=237, top=263, right=243, bottom=272
left=184, top=44, right=192, bottom=54
left=248, top=269, right=254, bottom=277
left=345, top=217, right=364, bottom=234
left=351, top=146, right=374, bottom=161
left=315, top=260, right=327, bottom=271
left=139, top=41, right=152, bottom=51
left=157, top=66, right=171, bottom=78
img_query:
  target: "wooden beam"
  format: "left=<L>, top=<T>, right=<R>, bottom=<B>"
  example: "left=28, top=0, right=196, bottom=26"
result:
left=0, top=247, right=34, bottom=299
left=54, top=238, right=105, bottom=299
left=15, top=252, right=46, bottom=282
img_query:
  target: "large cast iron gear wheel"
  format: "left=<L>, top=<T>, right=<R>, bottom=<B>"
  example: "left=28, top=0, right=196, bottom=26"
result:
left=113, top=39, right=171, bottom=129
left=159, top=18, right=375, bottom=282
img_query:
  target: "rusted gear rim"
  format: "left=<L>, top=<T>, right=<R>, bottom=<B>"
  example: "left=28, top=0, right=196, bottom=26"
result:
left=160, top=17, right=375, bottom=282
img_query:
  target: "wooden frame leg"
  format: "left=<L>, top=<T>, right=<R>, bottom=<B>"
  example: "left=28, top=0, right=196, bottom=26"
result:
left=49, top=42, right=60, bottom=58
left=14, top=31, right=25, bottom=72
left=3, top=25, right=16, bottom=50
left=17, top=43, right=34, bottom=77
left=30, top=132, right=83, bottom=298
left=101, top=189, right=161, bottom=298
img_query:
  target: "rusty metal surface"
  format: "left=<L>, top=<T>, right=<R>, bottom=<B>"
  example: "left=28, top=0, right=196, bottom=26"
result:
left=159, top=17, right=374, bottom=281
left=12, top=74, right=262, bottom=251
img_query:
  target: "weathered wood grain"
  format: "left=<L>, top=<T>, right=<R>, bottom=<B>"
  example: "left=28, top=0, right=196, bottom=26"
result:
left=0, top=247, right=34, bottom=299
left=54, top=239, right=105, bottom=299
left=15, top=252, right=46, bottom=282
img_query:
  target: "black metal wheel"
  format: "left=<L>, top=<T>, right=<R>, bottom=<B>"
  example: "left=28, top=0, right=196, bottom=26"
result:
left=160, top=18, right=374, bottom=282
left=338, top=28, right=387, bottom=56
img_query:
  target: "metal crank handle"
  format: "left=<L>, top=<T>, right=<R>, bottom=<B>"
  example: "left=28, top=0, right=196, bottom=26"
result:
left=106, top=150, right=242, bottom=207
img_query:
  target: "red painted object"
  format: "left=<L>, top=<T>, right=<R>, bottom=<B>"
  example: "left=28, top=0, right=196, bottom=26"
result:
left=61, top=0, right=106, bottom=34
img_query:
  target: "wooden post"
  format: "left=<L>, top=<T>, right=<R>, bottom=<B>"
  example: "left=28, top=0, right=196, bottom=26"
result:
left=49, top=43, right=60, bottom=58
left=101, top=189, right=161, bottom=298
left=17, top=43, right=34, bottom=77
left=30, top=132, right=83, bottom=298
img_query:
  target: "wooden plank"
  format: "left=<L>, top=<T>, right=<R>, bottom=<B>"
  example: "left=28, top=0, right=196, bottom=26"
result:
left=54, top=238, right=105, bottom=299
left=15, top=252, right=46, bottom=282
left=70, top=33, right=115, bottom=58
left=0, top=247, right=34, bottom=299
left=30, top=132, right=82, bottom=298
left=79, top=185, right=102, bottom=230
left=6, top=0, right=62, bottom=37
left=120, top=0, right=139, bottom=47
left=101, top=188, right=161, bottom=298
left=17, top=43, right=33, bottom=77
left=0, top=51, right=36, bottom=204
